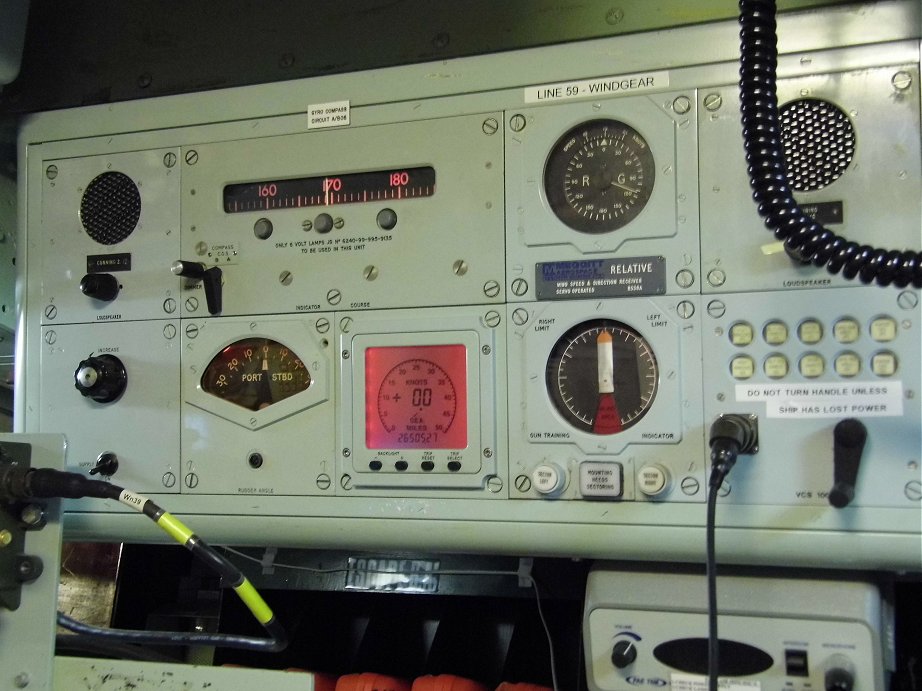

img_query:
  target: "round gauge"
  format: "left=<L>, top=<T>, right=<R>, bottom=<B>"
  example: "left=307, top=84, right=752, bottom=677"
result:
left=544, top=119, right=655, bottom=233
left=546, top=319, right=658, bottom=434
left=365, top=344, right=468, bottom=450
left=200, top=338, right=311, bottom=411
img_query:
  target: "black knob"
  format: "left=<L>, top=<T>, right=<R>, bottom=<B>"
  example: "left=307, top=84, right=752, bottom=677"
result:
left=74, top=354, right=127, bottom=403
left=80, top=273, right=120, bottom=302
left=611, top=639, right=638, bottom=669
left=825, top=665, right=855, bottom=691
left=829, top=418, right=867, bottom=509
left=89, top=451, right=119, bottom=477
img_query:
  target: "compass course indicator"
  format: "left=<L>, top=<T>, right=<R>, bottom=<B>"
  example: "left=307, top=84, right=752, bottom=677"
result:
left=546, top=319, right=658, bottom=434
left=223, top=166, right=436, bottom=213
left=365, top=344, right=468, bottom=450
left=200, top=338, right=311, bottom=411
left=544, top=119, right=655, bottom=233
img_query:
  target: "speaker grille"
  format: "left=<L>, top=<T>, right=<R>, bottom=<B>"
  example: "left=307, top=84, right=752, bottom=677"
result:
left=79, top=171, right=141, bottom=245
left=780, top=98, right=855, bottom=192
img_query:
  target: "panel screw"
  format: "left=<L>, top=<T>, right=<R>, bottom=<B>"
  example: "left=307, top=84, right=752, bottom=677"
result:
left=703, top=93, right=723, bottom=111
left=162, top=472, right=177, bottom=488
left=672, top=96, right=692, bottom=114
left=453, top=260, right=469, bottom=276
left=342, top=350, right=350, bottom=360
left=512, top=308, right=529, bottom=326
left=343, top=448, right=352, bottom=457
left=482, top=118, right=499, bottom=135
left=606, top=7, right=625, bottom=24
left=14, top=672, right=30, bottom=688
left=185, top=473, right=199, bottom=489
left=892, top=70, right=913, bottom=91
left=514, top=475, right=532, bottom=492
left=163, top=324, right=177, bottom=340
left=163, top=152, right=177, bottom=168
left=707, top=269, right=727, bottom=287
left=279, top=270, right=293, bottom=286
left=43, top=330, right=57, bottom=345
left=339, top=316, right=353, bottom=333
left=317, top=474, right=332, bottom=490
left=316, top=318, right=331, bottom=333
left=707, top=300, right=727, bottom=319
left=681, top=477, right=701, bottom=495
left=484, top=310, right=501, bottom=328
left=327, top=289, right=342, bottom=305
left=45, top=165, right=58, bottom=180
left=486, top=476, right=503, bottom=493
left=905, top=481, right=922, bottom=501
left=185, top=324, right=199, bottom=339
left=0, top=529, right=12, bottom=547
left=481, top=345, right=492, bottom=355
left=184, top=150, right=199, bottom=165
left=676, top=301, right=695, bottom=319
left=248, top=453, right=264, bottom=469
left=483, top=280, right=501, bottom=298
left=511, top=278, right=529, bottom=296
left=483, top=448, right=493, bottom=458
left=364, top=265, right=379, bottom=281
left=341, top=474, right=353, bottom=491
left=44, top=305, right=57, bottom=320
left=509, top=114, right=527, bottom=132
left=898, top=291, right=918, bottom=310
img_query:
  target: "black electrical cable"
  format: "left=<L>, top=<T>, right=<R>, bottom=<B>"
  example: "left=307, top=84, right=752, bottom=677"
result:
left=0, top=464, right=287, bottom=653
left=738, top=0, right=922, bottom=287
left=706, top=482, right=721, bottom=691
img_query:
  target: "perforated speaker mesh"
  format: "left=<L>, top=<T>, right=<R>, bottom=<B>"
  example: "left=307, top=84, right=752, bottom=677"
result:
left=780, top=98, right=855, bottom=192
left=79, top=171, right=141, bottom=245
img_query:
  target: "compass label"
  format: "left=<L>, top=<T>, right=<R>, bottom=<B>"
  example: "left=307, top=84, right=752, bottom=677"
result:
left=536, top=257, right=666, bottom=300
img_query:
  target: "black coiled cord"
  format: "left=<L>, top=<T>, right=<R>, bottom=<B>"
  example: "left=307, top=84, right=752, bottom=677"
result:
left=738, top=0, right=922, bottom=288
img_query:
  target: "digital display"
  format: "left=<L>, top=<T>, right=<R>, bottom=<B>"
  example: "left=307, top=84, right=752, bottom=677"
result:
left=365, top=344, right=467, bottom=450
left=223, top=166, right=436, bottom=213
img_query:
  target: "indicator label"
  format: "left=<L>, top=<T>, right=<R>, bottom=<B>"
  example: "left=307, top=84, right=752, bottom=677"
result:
left=308, top=100, right=351, bottom=129
left=737, top=381, right=903, bottom=418
left=345, top=557, right=440, bottom=593
left=535, top=257, right=666, bottom=300
left=524, top=70, right=669, bottom=103
left=87, top=253, right=131, bottom=273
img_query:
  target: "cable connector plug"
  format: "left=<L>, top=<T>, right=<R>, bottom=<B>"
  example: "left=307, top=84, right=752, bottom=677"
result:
left=708, top=414, right=758, bottom=489
left=0, top=465, right=119, bottom=501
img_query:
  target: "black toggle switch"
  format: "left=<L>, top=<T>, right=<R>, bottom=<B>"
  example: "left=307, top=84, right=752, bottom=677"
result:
left=171, top=260, right=223, bottom=315
left=79, top=273, right=120, bottom=302
left=89, top=451, right=119, bottom=477
left=828, top=418, right=867, bottom=509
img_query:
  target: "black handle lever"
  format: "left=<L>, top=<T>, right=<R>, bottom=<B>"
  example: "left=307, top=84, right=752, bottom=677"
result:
left=828, top=418, right=867, bottom=509
left=171, top=260, right=223, bottom=315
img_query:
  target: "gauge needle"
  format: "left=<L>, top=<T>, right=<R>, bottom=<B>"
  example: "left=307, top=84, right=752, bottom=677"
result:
left=609, top=180, right=639, bottom=195
left=593, top=331, right=623, bottom=434
left=258, top=356, right=273, bottom=408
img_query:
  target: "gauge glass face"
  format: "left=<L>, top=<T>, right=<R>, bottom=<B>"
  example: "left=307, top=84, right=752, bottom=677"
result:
left=544, top=119, right=655, bottom=233
left=546, top=319, right=658, bottom=434
left=365, top=344, right=467, bottom=449
left=201, top=338, right=311, bottom=411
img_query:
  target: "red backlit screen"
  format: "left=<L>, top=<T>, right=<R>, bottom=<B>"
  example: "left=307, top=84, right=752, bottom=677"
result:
left=365, top=344, right=468, bottom=449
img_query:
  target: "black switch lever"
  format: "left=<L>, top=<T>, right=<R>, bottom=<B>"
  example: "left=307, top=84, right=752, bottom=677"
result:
left=828, top=418, right=867, bottom=509
left=171, top=260, right=223, bottom=315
